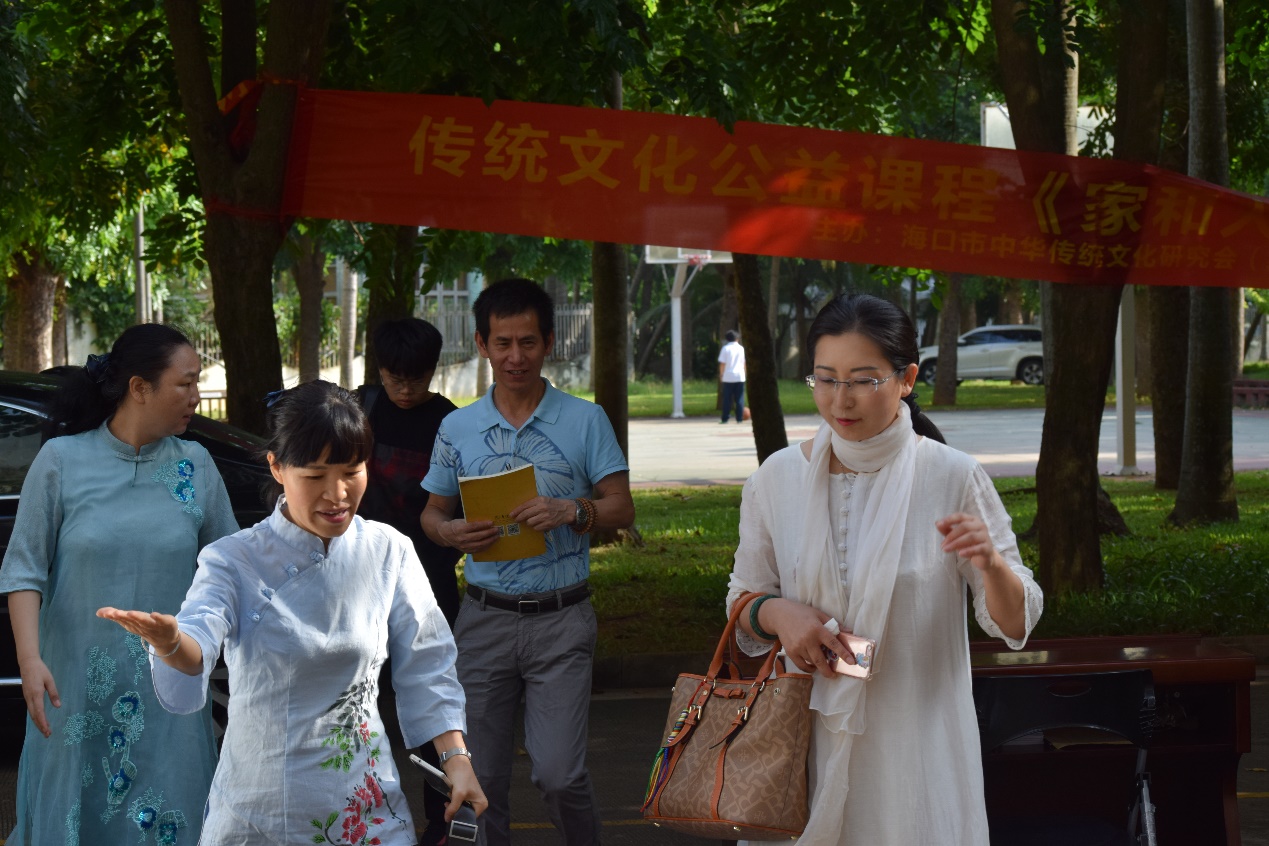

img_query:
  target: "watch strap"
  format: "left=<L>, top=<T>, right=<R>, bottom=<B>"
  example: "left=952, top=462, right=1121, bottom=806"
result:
left=438, top=746, right=472, bottom=766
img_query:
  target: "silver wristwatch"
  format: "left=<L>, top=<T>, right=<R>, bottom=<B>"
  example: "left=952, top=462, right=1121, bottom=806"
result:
left=438, top=746, right=472, bottom=766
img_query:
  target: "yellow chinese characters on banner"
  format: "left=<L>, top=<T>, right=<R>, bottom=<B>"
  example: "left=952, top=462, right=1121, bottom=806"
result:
left=282, top=89, right=1269, bottom=289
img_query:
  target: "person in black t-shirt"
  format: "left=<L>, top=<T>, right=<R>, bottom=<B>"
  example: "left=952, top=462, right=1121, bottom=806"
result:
left=358, top=318, right=462, bottom=846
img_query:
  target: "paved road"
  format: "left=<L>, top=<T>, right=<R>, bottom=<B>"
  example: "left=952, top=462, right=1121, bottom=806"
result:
left=628, top=407, right=1269, bottom=486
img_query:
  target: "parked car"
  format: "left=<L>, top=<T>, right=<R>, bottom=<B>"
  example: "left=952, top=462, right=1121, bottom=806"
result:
left=916, top=325, right=1044, bottom=386
left=0, top=369, right=272, bottom=726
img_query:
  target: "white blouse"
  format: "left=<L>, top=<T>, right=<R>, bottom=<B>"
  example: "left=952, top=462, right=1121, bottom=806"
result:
left=727, top=437, right=1043, bottom=846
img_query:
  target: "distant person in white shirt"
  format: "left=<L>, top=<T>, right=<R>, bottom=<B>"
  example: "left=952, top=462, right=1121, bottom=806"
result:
left=718, top=330, right=746, bottom=424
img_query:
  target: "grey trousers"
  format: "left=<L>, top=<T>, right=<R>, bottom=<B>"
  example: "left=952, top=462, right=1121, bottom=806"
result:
left=454, top=594, right=601, bottom=846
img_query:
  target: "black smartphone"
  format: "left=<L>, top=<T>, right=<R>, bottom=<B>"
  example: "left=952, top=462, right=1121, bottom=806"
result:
left=408, top=753, right=479, bottom=843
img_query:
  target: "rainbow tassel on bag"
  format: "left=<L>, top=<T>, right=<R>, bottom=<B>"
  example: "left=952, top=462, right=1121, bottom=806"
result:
left=642, top=706, right=690, bottom=810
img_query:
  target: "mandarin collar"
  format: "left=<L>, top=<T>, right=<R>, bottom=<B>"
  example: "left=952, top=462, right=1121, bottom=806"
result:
left=475, top=378, right=562, bottom=432
left=266, top=496, right=356, bottom=559
left=96, top=419, right=165, bottom=462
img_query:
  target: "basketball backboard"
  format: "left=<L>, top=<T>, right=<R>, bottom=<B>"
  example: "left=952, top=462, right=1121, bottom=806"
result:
left=645, top=245, right=733, bottom=265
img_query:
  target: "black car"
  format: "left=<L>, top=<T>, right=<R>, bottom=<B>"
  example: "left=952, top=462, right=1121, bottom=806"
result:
left=0, top=369, right=272, bottom=716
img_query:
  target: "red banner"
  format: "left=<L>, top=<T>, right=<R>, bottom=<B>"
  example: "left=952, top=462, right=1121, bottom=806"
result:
left=282, top=89, right=1269, bottom=288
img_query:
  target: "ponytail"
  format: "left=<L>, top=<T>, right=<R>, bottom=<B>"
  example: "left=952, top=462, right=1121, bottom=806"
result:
left=903, top=392, right=946, bottom=444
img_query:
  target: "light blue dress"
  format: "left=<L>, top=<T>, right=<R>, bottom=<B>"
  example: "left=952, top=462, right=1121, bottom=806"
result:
left=0, top=422, right=239, bottom=846
left=151, top=503, right=466, bottom=846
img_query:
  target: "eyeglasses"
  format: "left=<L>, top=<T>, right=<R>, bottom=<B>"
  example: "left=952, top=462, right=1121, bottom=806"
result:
left=383, top=375, right=429, bottom=392
left=805, top=369, right=903, bottom=394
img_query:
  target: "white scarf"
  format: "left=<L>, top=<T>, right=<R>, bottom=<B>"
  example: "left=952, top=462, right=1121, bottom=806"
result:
left=793, top=402, right=918, bottom=844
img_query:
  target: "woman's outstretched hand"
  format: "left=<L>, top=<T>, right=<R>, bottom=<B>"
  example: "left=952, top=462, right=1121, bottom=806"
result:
left=96, top=607, right=203, bottom=675
left=96, top=607, right=181, bottom=651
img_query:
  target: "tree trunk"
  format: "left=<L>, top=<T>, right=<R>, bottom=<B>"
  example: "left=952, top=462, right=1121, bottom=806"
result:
left=1133, top=287, right=1151, bottom=398
left=732, top=254, right=788, bottom=464
left=4, top=247, right=58, bottom=373
left=292, top=231, right=328, bottom=383
left=999, top=280, right=1023, bottom=325
left=1150, top=6, right=1191, bottom=489
left=592, top=240, right=629, bottom=457
left=163, top=0, right=333, bottom=434
left=52, top=274, right=68, bottom=367
left=1170, top=0, right=1237, bottom=525
left=932, top=274, right=962, bottom=406
left=364, top=224, right=419, bottom=385
left=794, top=269, right=810, bottom=377
left=767, top=257, right=780, bottom=340
left=993, top=0, right=1120, bottom=595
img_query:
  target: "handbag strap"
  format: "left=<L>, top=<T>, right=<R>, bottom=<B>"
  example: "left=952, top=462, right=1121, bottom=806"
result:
left=706, top=592, right=783, bottom=685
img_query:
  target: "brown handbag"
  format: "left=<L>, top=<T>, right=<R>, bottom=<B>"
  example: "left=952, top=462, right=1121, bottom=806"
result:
left=641, top=593, right=814, bottom=840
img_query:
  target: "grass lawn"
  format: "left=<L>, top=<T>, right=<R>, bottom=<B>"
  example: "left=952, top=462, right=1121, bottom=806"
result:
left=588, top=470, right=1269, bottom=657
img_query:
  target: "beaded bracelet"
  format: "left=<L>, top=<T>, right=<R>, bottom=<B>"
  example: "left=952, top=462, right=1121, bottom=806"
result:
left=143, top=632, right=183, bottom=659
left=748, top=594, right=780, bottom=641
left=570, top=497, right=597, bottom=535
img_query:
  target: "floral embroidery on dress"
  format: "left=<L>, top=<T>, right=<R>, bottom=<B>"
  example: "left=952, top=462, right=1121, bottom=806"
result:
left=126, top=633, right=148, bottom=685
left=100, top=690, right=146, bottom=822
left=152, top=458, right=204, bottom=521
left=310, top=678, right=405, bottom=845
left=81, top=762, right=94, bottom=786
left=129, top=787, right=188, bottom=845
left=86, top=646, right=117, bottom=705
left=63, top=711, right=106, bottom=745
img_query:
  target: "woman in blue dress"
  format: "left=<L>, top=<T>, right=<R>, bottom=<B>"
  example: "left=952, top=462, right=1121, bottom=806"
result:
left=0, top=324, right=240, bottom=845
left=98, top=380, right=486, bottom=845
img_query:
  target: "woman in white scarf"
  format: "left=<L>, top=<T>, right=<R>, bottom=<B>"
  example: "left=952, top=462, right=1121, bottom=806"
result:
left=727, top=294, right=1043, bottom=846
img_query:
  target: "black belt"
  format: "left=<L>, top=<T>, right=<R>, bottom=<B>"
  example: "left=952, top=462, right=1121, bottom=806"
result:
left=466, top=582, right=591, bottom=614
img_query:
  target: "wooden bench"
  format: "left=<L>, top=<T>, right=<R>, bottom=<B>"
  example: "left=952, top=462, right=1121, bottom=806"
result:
left=1233, top=379, right=1269, bottom=407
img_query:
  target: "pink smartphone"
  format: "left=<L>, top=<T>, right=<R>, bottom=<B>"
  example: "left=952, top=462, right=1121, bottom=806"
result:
left=824, top=633, right=876, bottom=680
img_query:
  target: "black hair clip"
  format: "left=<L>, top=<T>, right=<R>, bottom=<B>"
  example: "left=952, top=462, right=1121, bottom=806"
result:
left=85, top=353, right=111, bottom=384
left=264, top=389, right=287, bottom=409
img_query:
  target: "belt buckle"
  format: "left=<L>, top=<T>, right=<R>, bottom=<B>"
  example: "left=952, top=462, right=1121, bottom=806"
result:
left=518, top=599, right=541, bottom=614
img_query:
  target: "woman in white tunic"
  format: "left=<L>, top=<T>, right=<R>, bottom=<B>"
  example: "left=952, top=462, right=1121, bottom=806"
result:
left=727, top=294, right=1043, bottom=846
left=98, top=380, right=486, bottom=845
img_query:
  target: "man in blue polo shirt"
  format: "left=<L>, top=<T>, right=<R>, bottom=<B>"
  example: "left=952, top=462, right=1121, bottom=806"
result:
left=421, top=277, right=635, bottom=845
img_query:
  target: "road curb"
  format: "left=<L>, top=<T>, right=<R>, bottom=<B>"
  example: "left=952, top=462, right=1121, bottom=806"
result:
left=594, top=636, right=1269, bottom=690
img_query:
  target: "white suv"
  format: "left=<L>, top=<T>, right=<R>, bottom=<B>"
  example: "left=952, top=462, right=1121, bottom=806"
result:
left=916, top=325, right=1044, bottom=386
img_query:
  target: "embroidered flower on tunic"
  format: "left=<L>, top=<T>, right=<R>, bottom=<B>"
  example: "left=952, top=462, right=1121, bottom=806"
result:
left=155, top=810, right=188, bottom=845
left=130, top=788, right=163, bottom=832
left=152, top=458, right=204, bottom=520
left=112, top=691, right=144, bottom=723
left=310, top=678, right=403, bottom=845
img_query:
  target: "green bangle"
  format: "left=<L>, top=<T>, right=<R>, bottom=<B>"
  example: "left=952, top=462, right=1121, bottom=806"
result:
left=748, top=594, right=779, bottom=641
